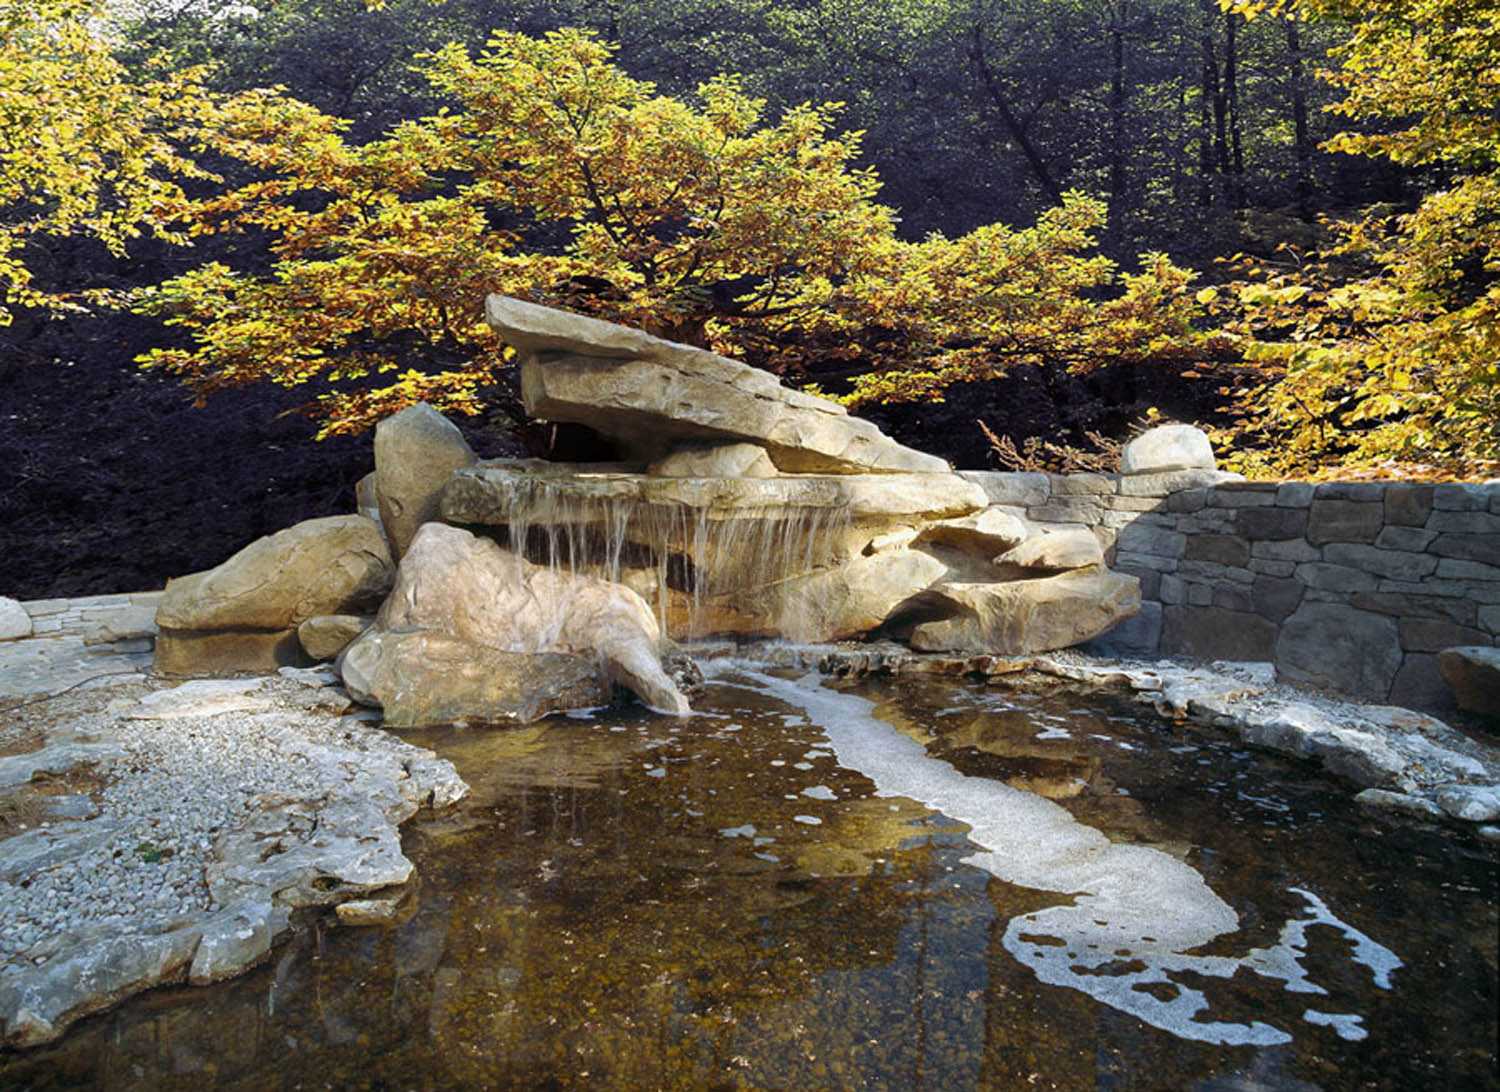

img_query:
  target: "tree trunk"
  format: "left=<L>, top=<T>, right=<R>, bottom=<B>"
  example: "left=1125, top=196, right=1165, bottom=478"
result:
left=1197, top=1, right=1218, bottom=207
left=1108, top=4, right=1129, bottom=236
left=1225, top=9, right=1245, bottom=209
left=969, top=25, right=1065, bottom=204
left=1286, top=15, right=1313, bottom=218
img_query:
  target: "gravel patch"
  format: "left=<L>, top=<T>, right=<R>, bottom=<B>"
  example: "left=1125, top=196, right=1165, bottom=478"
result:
left=0, top=670, right=466, bottom=1048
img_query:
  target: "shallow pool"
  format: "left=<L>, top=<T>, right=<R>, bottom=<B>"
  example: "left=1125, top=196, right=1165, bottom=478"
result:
left=3, top=668, right=1496, bottom=1089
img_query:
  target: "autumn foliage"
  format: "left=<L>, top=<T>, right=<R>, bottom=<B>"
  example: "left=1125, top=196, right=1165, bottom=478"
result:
left=129, top=28, right=1209, bottom=435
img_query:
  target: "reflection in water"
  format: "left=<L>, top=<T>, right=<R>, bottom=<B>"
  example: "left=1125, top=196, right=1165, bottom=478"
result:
left=1, top=668, right=1494, bottom=1090
left=721, top=668, right=1401, bottom=1047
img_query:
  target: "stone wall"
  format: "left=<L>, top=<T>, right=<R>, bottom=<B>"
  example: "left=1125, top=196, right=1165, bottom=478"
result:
left=960, top=470, right=1500, bottom=710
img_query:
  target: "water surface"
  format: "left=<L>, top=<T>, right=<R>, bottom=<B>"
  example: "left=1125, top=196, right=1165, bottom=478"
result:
left=3, top=669, right=1495, bottom=1089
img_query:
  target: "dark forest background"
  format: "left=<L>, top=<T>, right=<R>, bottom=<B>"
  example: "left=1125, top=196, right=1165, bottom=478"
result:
left=2, top=0, right=1414, bottom=597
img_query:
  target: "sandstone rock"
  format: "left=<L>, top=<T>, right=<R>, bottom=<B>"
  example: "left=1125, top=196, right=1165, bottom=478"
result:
left=1119, top=424, right=1215, bottom=475
left=0, top=596, right=30, bottom=641
left=157, top=516, right=391, bottom=633
left=443, top=464, right=986, bottom=524
left=917, top=508, right=1029, bottom=555
left=153, top=630, right=308, bottom=677
left=297, top=614, right=372, bottom=661
left=355, top=471, right=381, bottom=524
left=1275, top=603, right=1403, bottom=699
left=647, top=442, right=777, bottom=478
left=957, top=471, right=1050, bottom=507
left=488, top=296, right=948, bottom=475
left=154, top=516, right=393, bottom=677
left=994, top=528, right=1103, bottom=571
left=340, top=523, right=688, bottom=720
left=905, top=569, right=1140, bottom=655
left=776, top=550, right=947, bottom=642
left=1438, top=645, right=1500, bottom=718
left=339, top=630, right=609, bottom=726
left=374, top=403, right=477, bottom=557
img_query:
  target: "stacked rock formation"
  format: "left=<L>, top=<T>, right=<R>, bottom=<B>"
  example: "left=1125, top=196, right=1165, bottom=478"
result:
left=152, top=296, right=1144, bottom=723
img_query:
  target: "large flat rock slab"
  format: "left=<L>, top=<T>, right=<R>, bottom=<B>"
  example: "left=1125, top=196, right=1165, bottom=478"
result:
left=488, top=296, right=948, bottom=475
left=441, top=463, right=987, bottom=524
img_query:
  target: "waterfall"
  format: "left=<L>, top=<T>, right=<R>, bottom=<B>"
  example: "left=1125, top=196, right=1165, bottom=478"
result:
left=493, top=477, right=854, bottom=641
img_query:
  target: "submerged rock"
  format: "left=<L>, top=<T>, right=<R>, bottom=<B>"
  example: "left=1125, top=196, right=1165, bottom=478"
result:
left=154, top=516, right=393, bottom=677
left=339, top=523, right=689, bottom=723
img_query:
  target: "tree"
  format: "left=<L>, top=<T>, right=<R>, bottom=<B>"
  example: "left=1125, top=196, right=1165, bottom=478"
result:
left=1215, top=0, right=1500, bottom=476
left=134, top=27, right=1207, bottom=436
left=0, top=0, right=220, bottom=326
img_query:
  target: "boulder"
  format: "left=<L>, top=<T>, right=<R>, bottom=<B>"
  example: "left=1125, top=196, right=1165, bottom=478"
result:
left=775, top=550, right=947, bottom=642
left=995, top=528, right=1104, bottom=571
left=647, top=442, right=777, bottom=478
left=155, top=516, right=393, bottom=676
left=1438, top=646, right=1500, bottom=718
left=488, top=295, right=949, bottom=475
left=339, top=523, right=689, bottom=721
left=916, top=508, right=1029, bottom=555
left=1119, top=424, right=1216, bottom=475
left=374, top=403, right=477, bottom=557
left=0, top=596, right=31, bottom=641
left=339, top=630, right=609, bottom=727
left=904, top=569, right=1141, bottom=655
left=297, top=614, right=373, bottom=661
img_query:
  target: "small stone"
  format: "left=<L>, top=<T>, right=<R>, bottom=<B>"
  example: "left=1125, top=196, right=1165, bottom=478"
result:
left=0, top=596, right=34, bottom=641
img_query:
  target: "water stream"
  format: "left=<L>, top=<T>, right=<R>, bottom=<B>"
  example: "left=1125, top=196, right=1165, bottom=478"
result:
left=497, top=477, right=855, bottom=639
left=3, top=665, right=1495, bottom=1089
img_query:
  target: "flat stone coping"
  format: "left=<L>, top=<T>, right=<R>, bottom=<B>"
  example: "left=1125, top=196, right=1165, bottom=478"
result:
left=442, top=462, right=988, bottom=523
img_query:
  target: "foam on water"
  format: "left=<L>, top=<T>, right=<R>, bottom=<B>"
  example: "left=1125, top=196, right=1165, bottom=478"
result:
left=710, top=666, right=1402, bottom=1047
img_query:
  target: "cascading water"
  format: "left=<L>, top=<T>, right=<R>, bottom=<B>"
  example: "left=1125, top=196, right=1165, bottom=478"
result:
left=493, top=476, right=855, bottom=641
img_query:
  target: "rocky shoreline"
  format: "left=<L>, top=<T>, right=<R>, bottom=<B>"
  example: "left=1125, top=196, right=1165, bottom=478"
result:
left=0, top=669, right=466, bottom=1049
left=809, top=643, right=1500, bottom=835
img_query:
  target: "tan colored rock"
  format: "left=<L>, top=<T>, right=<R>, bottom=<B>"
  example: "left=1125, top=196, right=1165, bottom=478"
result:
left=154, top=516, right=392, bottom=676
left=916, top=508, right=1028, bottom=555
left=154, top=629, right=309, bottom=676
left=905, top=569, right=1141, bottom=655
left=355, top=471, right=382, bottom=525
left=487, top=296, right=948, bottom=475
left=647, top=442, right=778, bottom=478
left=339, top=630, right=608, bottom=727
left=443, top=464, right=985, bottom=524
left=156, top=516, right=391, bottom=633
left=775, top=550, right=947, bottom=642
left=297, top=614, right=372, bottom=661
left=374, top=403, right=477, bottom=557
left=1438, top=646, right=1500, bottom=718
left=995, top=528, right=1104, bottom=571
left=342, top=523, right=689, bottom=719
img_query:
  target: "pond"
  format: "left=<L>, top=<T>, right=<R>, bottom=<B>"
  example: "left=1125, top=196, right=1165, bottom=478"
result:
left=2, top=662, right=1496, bottom=1090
